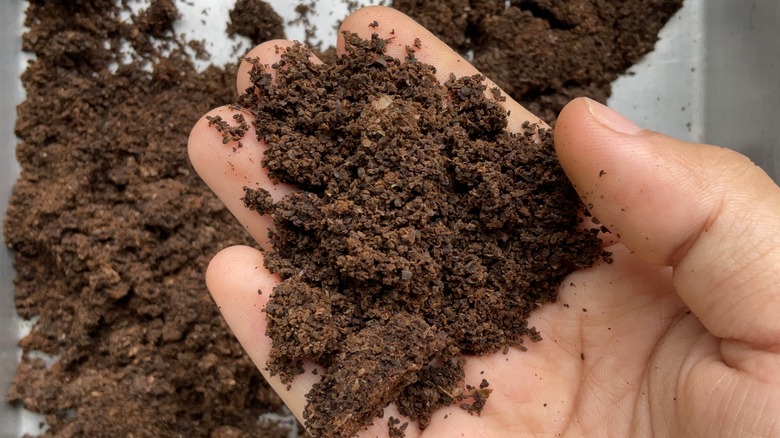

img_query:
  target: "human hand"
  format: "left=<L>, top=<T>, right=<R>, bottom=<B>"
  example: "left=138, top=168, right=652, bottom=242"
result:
left=188, top=6, right=780, bottom=437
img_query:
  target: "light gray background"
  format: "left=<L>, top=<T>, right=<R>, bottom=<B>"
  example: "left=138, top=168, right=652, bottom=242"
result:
left=1, top=1, right=24, bottom=435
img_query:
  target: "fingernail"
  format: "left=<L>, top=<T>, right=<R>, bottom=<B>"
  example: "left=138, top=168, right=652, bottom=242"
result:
left=585, top=98, right=643, bottom=134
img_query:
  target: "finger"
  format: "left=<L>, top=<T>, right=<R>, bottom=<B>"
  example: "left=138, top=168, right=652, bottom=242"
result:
left=357, top=405, right=421, bottom=438
left=237, top=39, right=324, bottom=95
left=555, top=97, right=780, bottom=350
left=188, top=106, right=293, bottom=249
left=338, top=6, right=544, bottom=132
left=206, top=245, right=320, bottom=424
left=208, top=246, right=421, bottom=435
left=192, top=40, right=325, bottom=247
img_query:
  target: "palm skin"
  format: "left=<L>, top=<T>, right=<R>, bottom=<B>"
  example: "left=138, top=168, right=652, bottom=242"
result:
left=189, top=6, right=780, bottom=437
left=420, top=246, right=698, bottom=437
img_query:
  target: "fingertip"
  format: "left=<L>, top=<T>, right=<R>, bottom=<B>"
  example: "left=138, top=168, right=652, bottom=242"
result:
left=205, top=245, right=276, bottom=318
left=339, top=5, right=394, bottom=31
left=339, top=5, right=543, bottom=131
left=205, top=245, right=273, bottom=368
left=206, top=245, right=265, bottom=299
left=236, top=39, right=298, bottom=94
left=188, top=107, right=235, bottom=177
left=237, top=39, right=325, bottom=94
left=554, top=98, right=600, bottom=161
left=555, top=98, right=646, bottom=165
left=337, top=5, right=456, bottom=74
left=186, top=105, right=260, bottom=196
left=556, top=98, right=590, bottom=131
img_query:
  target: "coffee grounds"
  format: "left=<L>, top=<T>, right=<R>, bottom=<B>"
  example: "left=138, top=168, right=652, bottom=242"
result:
left=387, top=416, right=410, bottom=437
left=393, top=0, right=684, bottom=121
left=228, top=0, right=286, bottom=47
left=233, top=34, right=606, bottom=436
left=4, top=0, right=296, bottom=436
left=3, top=0, right=681, bottom=436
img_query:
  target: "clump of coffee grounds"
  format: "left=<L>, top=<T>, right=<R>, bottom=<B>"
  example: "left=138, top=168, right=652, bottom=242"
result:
left=4, top=0, right=298, bottom=436
left=228, top=0, right=286, bottom=47
left=234, top=33, right=606, bottom=437
left=392, top=0, right=684, bottom=121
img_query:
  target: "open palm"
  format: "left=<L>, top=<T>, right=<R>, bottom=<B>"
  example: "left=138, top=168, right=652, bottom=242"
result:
left=189, top=7, right=780, bottom=437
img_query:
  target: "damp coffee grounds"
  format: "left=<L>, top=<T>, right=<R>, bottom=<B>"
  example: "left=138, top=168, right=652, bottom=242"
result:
left=4, top=1, right=298, bottom=436
left=4, top=0, right=683, bottom=436
left=393, top=0, right=684, bottom=122
left=230, top=33, right=608, bottom=437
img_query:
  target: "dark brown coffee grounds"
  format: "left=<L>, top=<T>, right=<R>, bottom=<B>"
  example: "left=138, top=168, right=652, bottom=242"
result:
left=387, top=417, right=410, bottom=438
left=228, top=0, right=286, bottom=47
left=233, top=33, right=606, bottom=436
left=134, top=0, right=180, bottom=38
left=393, top=0, right=683, bottom=121
left=4, top=0, right=681, bottom=436
left=4, top=0, right=296, bottom=436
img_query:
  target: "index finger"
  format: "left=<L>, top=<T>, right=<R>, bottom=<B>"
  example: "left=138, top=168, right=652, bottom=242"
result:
left=337, top=6, right=545, bottom=132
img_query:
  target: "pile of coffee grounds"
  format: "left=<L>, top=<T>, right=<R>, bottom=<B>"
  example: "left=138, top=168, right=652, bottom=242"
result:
left=233, top=34, right=606, bottom=436
left=4, top=0, right=297, bottom=436
left=393, top=0, right=684, bottom=121
left=3, top=0, right=682, bottom=436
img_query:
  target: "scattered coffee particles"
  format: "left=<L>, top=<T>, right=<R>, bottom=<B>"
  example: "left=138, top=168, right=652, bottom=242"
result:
left=387, top=417, right=410, bottom=438
left=4, top=0, right=297, bottom=436
left=233, top=34, right=606, bottom=436
left=393, top=0, right=684, bottom=121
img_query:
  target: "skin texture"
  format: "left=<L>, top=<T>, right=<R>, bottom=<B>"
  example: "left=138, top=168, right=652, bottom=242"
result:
left=188, top=6, right=780, bottom=437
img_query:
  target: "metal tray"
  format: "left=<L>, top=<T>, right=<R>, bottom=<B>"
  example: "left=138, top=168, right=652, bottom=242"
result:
left=2, top=0, right=778, bottom=435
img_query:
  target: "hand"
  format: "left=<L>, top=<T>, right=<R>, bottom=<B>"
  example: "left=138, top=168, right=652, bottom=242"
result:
left=188, top=6, right=780, bottom=437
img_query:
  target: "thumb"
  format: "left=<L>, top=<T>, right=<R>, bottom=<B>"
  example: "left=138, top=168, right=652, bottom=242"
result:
left=555, top=97, right=780, bottom=347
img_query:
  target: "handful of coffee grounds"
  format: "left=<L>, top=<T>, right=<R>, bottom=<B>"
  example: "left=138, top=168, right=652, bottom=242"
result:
left=230, top=32, right=607, bottom=437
